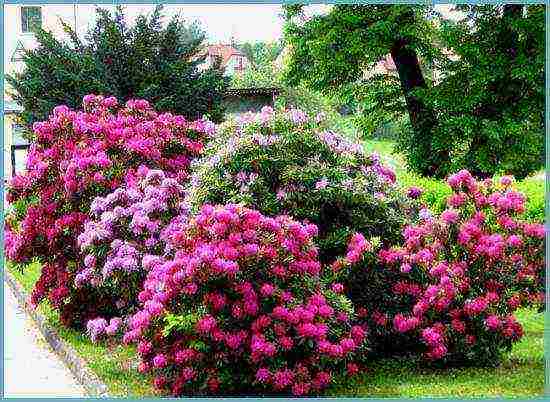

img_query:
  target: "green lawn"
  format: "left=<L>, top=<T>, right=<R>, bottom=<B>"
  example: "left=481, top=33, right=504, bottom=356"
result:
left=7, top=261, right=544, bottom=398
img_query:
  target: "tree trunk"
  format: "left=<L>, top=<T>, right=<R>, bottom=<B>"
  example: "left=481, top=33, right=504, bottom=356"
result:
left=390, top=38, right=444, bottom=176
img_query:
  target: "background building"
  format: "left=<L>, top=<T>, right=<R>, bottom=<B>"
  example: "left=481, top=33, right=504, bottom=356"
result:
left=202, top=43, right=250, bottom=76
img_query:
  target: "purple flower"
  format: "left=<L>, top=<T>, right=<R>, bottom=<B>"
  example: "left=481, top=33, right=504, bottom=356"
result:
left=86, top=318, right=108, bottom=342
left=407, top=186, right=423, bottom=199
left=315, top=178, right=329, bottom=190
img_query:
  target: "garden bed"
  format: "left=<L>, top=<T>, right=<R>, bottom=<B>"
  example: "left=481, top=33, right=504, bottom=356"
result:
left=7, top=262, right=544, bottom=398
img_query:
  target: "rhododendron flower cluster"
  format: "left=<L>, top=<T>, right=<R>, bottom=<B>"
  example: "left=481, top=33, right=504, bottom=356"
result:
left=5, top=95, right=213, bottom=327
left=126, top=204, right=366, bottom=395
left=337, top=170, right=544, bottom=364
left=77, top=167, right=188, bottom=332
left=186, top=106, right=418, bottom=263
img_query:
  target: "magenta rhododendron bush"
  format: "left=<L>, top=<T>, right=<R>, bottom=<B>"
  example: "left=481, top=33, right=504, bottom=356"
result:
left=335, top=170, right=544, bottom=365
left=125, top=204, right=366, bottom=396
left=5, top=95, right=213, bottom=327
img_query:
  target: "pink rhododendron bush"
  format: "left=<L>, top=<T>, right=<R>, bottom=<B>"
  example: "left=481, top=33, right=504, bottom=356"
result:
left=77, top=167, right=188, bottom=339
left=331, top=170, right=545, bottom=365
left=125, top=204, right=366, bottom=396
left=5, top=95, right=213, bottom=327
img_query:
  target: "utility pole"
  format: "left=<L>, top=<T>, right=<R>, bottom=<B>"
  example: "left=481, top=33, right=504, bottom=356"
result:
left=73, top=4, right=77, bottom=34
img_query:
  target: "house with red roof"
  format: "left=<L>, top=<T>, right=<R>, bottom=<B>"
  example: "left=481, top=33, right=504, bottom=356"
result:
left=201, top=43, right=250, bottom=76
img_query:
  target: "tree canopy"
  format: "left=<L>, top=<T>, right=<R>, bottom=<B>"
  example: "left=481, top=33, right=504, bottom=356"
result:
left=7, top=5, right=230, bottom=127
left=283, top=4, right=544, bottom=178
left=231, top=41, right=283, bottom=88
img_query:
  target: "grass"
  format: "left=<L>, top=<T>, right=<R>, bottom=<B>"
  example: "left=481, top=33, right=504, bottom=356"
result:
left=7, top=261, right=544, bottom=398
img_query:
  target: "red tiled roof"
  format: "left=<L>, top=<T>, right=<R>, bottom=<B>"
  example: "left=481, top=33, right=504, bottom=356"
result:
left=379, top=54, right=396, bottom=71
left=205, top=44, right=246, bottom=68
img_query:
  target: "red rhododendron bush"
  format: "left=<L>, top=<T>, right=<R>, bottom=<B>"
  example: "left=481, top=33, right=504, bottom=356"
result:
left=4, top=95, right=213, bottom=327
left=333, top=170, right=545, bottom=365
left=124, top=204, right=366, bottom=396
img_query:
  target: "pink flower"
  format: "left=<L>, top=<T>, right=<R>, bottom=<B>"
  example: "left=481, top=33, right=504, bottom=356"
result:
left=273, top=369, right=294, bottom=390
left=331, top=283, right=344, bottom=293
left=255, top=368, right=270, bottom=383
left=485, top=315, right=501, bottom=331
left=407, top=186, right=423, bottom=199
left=441, top=209, right=459, bottom=224
left=421, top=327, right=443, bottom=347
left=346, top=362, right=360, bottom=375
left=315, top=178, right=329, bottom=190
left=152, top=354, right=167, bottom=368
left=196, top=315, right=217, bottom=334
left=499, top=176, right=513, bottom=186
left=260, top=283, right=275, bottom=297
left=137, top=341, right=152, bottom=355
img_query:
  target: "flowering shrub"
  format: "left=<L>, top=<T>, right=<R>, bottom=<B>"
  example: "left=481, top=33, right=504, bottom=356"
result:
left=126, top=204, right=366, bottom=396
left=332, top=170, right=545, bottom=365
left=75, top=167, right=188, bottom=338
left=5, top=95, right=213, bottom=327
left=186, top=107, right=418, bottom=263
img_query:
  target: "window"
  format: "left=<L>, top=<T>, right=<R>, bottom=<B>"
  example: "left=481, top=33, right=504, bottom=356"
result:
left=11, top=123, right=29, bottom=177
left=21, top=6, right=42, bottom=33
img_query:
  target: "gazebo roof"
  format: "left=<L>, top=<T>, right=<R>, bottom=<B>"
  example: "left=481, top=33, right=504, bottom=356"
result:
left=224, top=87, right=280, bottom=97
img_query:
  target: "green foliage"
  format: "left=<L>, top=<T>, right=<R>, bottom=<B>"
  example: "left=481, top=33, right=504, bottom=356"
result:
left=162, top=311, right=203, bottom=338
left=231, top=41, right=282, bottom=88
left=283, top=4, right=544, bottom=179
left=274, top=85, right=341, bottom=125
left=399, top=5, right=544, bottom=178
left=337, top=76, right=407, bottom=140
left=7, top=5, right=229, bottom=128
left=282, top=5, right=437, bottom=90
left=399, top=174, right=452, bottom=214
left=514, top=175, right=544, bottom=222
left=237, top=41, right=282, bottom=69
left=282, top=5, right=445, bottom=177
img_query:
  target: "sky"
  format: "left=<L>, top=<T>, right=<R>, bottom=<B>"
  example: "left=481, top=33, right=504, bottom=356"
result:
left=6, top=4, right=461, bottom=44
left=4, top=3, right=463, bottom=78
left=91, top=4, right=460, bottom=42
left=49, top=4, right=328, bottom=43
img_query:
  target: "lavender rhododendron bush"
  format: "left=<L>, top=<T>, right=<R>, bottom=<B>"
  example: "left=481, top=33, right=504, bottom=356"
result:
left=332, top=170, right=545, bottom=365
left=186, top=107, right=418, bottom=263
left=5, top=95, right=213, bottom=327
left=125, top=204, right=366, bottom=395
left=76, top=167, right=188, bottom=338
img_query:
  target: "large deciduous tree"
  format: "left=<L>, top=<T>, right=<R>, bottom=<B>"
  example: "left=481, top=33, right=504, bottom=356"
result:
left=283, top=4, right=544, bottom=179
left=7, top=5, right=230, bottom=127
left=283, top=5, right=444, bottom=176
left=424, top=4, right=544, bottom=178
